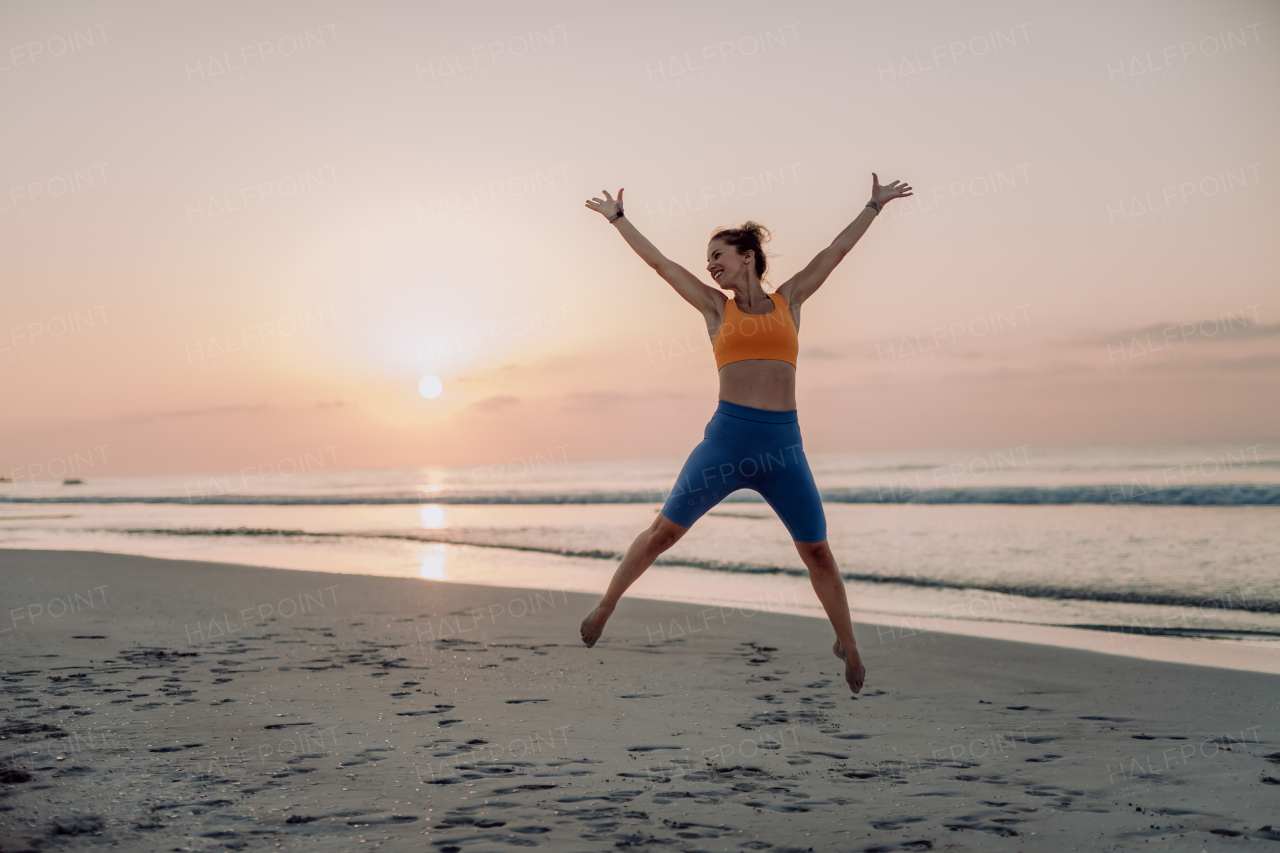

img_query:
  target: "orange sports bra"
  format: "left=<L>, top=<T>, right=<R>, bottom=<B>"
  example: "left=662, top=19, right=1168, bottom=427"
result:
left=713, top=292, right=799, bottom=370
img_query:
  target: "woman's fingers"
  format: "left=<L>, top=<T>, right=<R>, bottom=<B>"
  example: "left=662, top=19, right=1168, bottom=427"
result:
left=584, top=190, right=624, bottom=214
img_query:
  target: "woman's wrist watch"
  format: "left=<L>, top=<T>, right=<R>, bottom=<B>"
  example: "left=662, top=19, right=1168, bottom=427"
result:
left=608, top=209, right=625, bottom=223
left=866, top=200, right=882, bottom=213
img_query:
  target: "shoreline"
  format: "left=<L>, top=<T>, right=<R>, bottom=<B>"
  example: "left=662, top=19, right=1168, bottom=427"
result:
left=3, top=542, right=1279, bottom=676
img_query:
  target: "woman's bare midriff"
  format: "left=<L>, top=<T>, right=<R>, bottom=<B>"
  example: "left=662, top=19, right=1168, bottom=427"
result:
left=717, top=360, right=797, bottom=411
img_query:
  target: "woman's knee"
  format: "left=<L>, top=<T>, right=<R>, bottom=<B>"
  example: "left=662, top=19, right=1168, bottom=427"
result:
left=794, top=538, right=833, bottom=563
left=650, top=514, right=689, bottom=551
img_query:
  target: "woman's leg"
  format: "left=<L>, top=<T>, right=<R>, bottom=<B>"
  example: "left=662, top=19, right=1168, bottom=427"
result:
left=747, top=420, right=865, bottom=693
left=581, top=408, right=748, bottom=648
left=794, top=539, right=866, bottom=693
left=579, top=512, right=690, bottom=648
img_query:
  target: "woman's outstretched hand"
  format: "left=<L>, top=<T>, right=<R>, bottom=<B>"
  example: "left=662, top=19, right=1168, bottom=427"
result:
left=871, top=173, right=913, bottom=206
left=585, top=188, right=624, bottom=219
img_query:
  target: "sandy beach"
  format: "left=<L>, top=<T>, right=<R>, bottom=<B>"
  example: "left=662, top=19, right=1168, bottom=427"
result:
left=0, top=549, right=1276, bottom=851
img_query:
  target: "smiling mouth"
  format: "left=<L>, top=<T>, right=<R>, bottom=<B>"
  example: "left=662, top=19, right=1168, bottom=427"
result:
left=712, top=270, right=723, bottom=281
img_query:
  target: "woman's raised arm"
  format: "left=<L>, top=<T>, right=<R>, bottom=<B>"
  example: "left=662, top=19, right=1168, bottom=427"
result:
left=777, top=173, right=913, bottom=307
left=585, top=188, right=720, bottom=315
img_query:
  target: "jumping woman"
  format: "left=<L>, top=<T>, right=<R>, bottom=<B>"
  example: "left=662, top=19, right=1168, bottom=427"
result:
left=579, top=174, right=913, bottom=693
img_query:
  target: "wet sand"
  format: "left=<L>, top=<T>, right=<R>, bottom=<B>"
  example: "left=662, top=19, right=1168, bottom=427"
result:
left=1, top=549, right=1278, bottom=851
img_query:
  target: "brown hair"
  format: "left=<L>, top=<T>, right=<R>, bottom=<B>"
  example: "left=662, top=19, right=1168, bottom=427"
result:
left=710, top=221, right=772, bottom=281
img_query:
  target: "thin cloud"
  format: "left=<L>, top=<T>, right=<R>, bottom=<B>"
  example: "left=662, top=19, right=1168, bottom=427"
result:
left=558, top=391, right=634, bottom=412
left=119, top=404, right=274, bottom=424
left=467, top=395, right=521, bottom=412
left=963, top=362, right=1096, bottom=381
left=557, top=390, right=686, bottom=412
left=1204, top=354, right=1280, bottom=372
left=798, top=345, right=845, bottom=360
left=1081, top=319, right=1280, bottom=346
left=1106, top=353, right=1280, bottom=374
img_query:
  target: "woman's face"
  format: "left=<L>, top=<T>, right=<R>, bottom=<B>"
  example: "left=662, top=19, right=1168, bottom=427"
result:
left=706, top=239, right=753, bottom=288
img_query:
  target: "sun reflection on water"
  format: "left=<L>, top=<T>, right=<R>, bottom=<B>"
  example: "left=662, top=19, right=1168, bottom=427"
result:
left=419, top=504, right=446, bottom=529
left=419, top=543, right=448, bottom=580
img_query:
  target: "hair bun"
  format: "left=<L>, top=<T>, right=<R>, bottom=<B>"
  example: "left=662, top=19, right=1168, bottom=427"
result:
left=741, top=221, right=771, bottom=243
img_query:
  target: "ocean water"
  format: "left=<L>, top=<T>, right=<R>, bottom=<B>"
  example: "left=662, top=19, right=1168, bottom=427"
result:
left=2, top=439, right=1278, bottom=653
left=5, top=439, right=1277, bottom=505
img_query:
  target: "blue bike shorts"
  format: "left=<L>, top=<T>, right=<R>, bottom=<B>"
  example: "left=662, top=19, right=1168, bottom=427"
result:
left=660, top=400, right=827, bottom=543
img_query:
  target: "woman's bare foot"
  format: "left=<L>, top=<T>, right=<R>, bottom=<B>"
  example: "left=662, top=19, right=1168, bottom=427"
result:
left=833, top=640, right=866, bottom=694
left=580, top=603, right=614, bottom=648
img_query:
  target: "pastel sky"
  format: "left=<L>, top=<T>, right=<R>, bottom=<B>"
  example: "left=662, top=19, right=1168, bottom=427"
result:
left=3, top=0, right=1277, bottom=478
